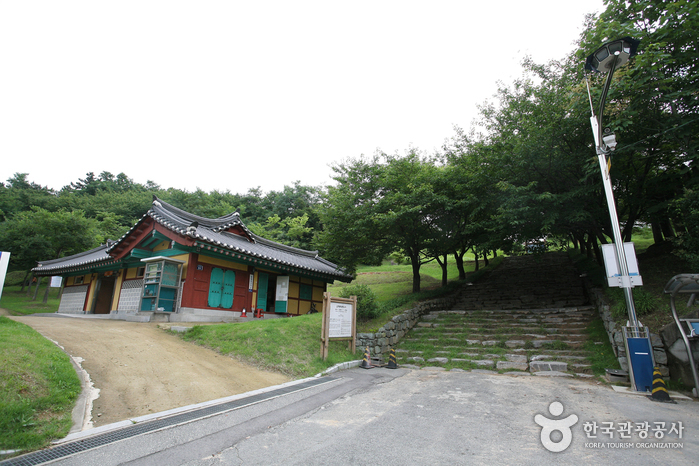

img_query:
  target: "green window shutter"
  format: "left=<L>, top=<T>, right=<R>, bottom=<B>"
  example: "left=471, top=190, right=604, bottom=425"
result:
left=208, top=268, right=223, bottom=308
left=300, top=284, right=313, bottom=300
left=221, top=270, right=236, bottom=309
left=256, top=273, right=268, bottom=311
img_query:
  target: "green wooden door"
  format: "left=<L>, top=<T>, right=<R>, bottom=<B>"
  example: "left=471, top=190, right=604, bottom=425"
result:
left=221, top=270, right=236, bottom=309
left=208, top=268, right=223, bottom=307
left=256, top=272, right=268, bottom=311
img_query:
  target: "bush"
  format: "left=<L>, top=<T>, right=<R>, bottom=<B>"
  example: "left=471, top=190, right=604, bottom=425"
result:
left=339, top=284, right=381, bottom=320
left=3, top=271, right=28, bottom=287
left=388, top=251, right=408, bottom=265
left=610, top=287, right=659, bottom=320
left=673, top=188, right=699, bottom=270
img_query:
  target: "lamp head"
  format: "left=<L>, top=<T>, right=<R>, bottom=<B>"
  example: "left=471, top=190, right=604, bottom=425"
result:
left=585, top=37, right=640, bottom=73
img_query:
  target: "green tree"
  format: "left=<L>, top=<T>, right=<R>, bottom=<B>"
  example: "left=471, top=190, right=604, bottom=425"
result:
left=248, top=214, right=314, bottom=250
left=447, top=58, right=599, bottom=257
left=0, top=208, right=99, bottom=276
left=319, top=151, right=444, bottom=292
left=579, top=0, right=699, bottom=244
left=316, top=154, right=391, bottom=275
left=0, top=173, right=57, bottom=221
left=673, top=188, right=699, bottom=270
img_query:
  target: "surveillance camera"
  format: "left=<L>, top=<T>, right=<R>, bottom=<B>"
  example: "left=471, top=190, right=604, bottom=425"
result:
left=602, top=132, right=617, bottom=151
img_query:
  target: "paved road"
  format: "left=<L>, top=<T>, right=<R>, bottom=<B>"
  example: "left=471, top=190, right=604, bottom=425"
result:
left=4, top=368, right=698, bottom=465
left=191, top=370, right=698, bottom=466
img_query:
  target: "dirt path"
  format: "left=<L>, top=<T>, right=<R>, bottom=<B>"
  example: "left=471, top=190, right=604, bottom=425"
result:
left=6, top=313, right=290, bottom=428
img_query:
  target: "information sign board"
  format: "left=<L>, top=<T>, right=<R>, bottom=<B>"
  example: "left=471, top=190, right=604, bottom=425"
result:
left=320, top=293, right=357, bottom=360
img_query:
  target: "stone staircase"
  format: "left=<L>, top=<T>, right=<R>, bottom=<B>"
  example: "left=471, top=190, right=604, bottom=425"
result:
left=394, top=252, right=601, bottom=377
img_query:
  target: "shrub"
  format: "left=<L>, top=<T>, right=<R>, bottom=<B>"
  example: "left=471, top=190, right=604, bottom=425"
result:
left=339, top=284, right=381, bottom=320
left=610, top=287, right=659, bottom=319
left=673, top=188, right=699, bottom=270
left=3, top=271, right=27, bottom=287
left=388, top=251, right=408, bottom=265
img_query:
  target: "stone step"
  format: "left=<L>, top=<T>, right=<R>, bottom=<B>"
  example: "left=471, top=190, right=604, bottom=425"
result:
left=415, top=332, right=588, bottom=340
left=530, top=354, right=590, bottom=361
left=393, top=252, right=595, bottom=377
left=402, top=337, right=587, bottom=347
left=530, top=360, right=568, bottom=372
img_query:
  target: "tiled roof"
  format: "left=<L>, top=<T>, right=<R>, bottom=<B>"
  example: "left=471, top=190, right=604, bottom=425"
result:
left=144, top=197, right=352, bottom=281
left=32, top=243, right=117, bottom=275
left=34, top=197, right=352, bottom=282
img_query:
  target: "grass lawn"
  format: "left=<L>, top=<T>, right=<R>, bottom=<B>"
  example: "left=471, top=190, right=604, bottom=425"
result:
left=329, top=254, right=503, bottom=332
left=180, top=312, right=358, bottom=378
left=0, top=317, right=81, bottom=454
left=583, top=317, right=622, bottom=375
left=176, top=254, right=503, bottom=377
left=0, top=284, right=61, bottom=316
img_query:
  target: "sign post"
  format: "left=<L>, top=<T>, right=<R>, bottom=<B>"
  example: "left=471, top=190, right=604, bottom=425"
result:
left=320, top=292, right=357, bottom=360
left=0, top=252, right=10, bottom=303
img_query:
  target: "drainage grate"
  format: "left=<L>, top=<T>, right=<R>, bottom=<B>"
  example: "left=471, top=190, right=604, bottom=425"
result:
left=1, top=377, right=335, bottom=466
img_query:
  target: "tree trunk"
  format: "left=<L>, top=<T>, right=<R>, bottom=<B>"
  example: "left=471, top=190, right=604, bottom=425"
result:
left=660, top=218, right=676, bottom=239
left=590, top=237, right=602, bottom=265
left=472, top=247, right=479, bottom=271
left=651, top=221, right=664, bottom=244
left=408, top=249, right=421, bottom=293
left=411, top=260, right=421, bottom=293
left=436, top=254, right=448, bottom=287
left=483, top=252, right=489, bottom=267
left=582, top=233, right=592, bottom=258
left=454, top=251, right=466, bottom=280
left=20, top=270, right=30, bottom=293
left=42, top=279, right=51, bottom=304
left=32, top=276, right=42, bottom=301
left=27, top=274, right=35, bottom=297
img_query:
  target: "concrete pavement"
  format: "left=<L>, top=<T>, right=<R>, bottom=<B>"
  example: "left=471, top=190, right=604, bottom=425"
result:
left=188, top=369, right=698, bottom=465
left=3, top=368, right=698, bottom=465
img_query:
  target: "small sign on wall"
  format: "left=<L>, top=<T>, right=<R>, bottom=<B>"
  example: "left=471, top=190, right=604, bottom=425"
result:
left=275, top=276, right=289, bottom=313
left=320, top=292, right=357, bottom=360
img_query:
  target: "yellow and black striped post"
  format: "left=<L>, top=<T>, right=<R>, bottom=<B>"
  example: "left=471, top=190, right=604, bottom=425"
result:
left=648, top=367, right=674, bottom=403
left=360, top=346, right=373, bottom=369
left=387, top=348, right=398, bottom=369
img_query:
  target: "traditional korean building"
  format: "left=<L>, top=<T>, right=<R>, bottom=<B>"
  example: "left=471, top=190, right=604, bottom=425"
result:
left=31, top=197, right=352, bottom=322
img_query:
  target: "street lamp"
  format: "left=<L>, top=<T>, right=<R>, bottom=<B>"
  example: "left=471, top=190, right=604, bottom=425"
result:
left=584, top=37, right=654, bottom=392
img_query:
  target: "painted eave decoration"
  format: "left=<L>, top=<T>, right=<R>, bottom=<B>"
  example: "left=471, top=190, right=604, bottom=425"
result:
left=32, top=196, right=353, bottom=282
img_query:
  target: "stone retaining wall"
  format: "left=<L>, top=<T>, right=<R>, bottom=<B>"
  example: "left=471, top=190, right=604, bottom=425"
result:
left=356, top=296, right=458, bottom=357
left=585, top=285, right=669, bottom=377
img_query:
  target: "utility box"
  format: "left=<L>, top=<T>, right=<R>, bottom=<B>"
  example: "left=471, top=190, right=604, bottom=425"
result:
left=140, top=256, right=184, bottom=313
left=624, top=326, right=655, bottom=392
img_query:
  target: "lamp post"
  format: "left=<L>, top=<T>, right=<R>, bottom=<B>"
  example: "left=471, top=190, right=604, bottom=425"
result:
left=585, top=37, right=654, bottom=392
left=585, top=37, right=641, bottom=327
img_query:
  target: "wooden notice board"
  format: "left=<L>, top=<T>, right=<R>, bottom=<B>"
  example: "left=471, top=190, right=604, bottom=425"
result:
left=320, top=292, right=357, bottom=360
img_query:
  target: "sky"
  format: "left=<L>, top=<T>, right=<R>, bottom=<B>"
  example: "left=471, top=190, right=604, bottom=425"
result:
left=0, top=1, right=606, bottom=195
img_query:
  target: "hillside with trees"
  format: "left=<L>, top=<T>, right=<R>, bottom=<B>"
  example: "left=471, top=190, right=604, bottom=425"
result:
left=1, top=0, right=697, bottom=290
